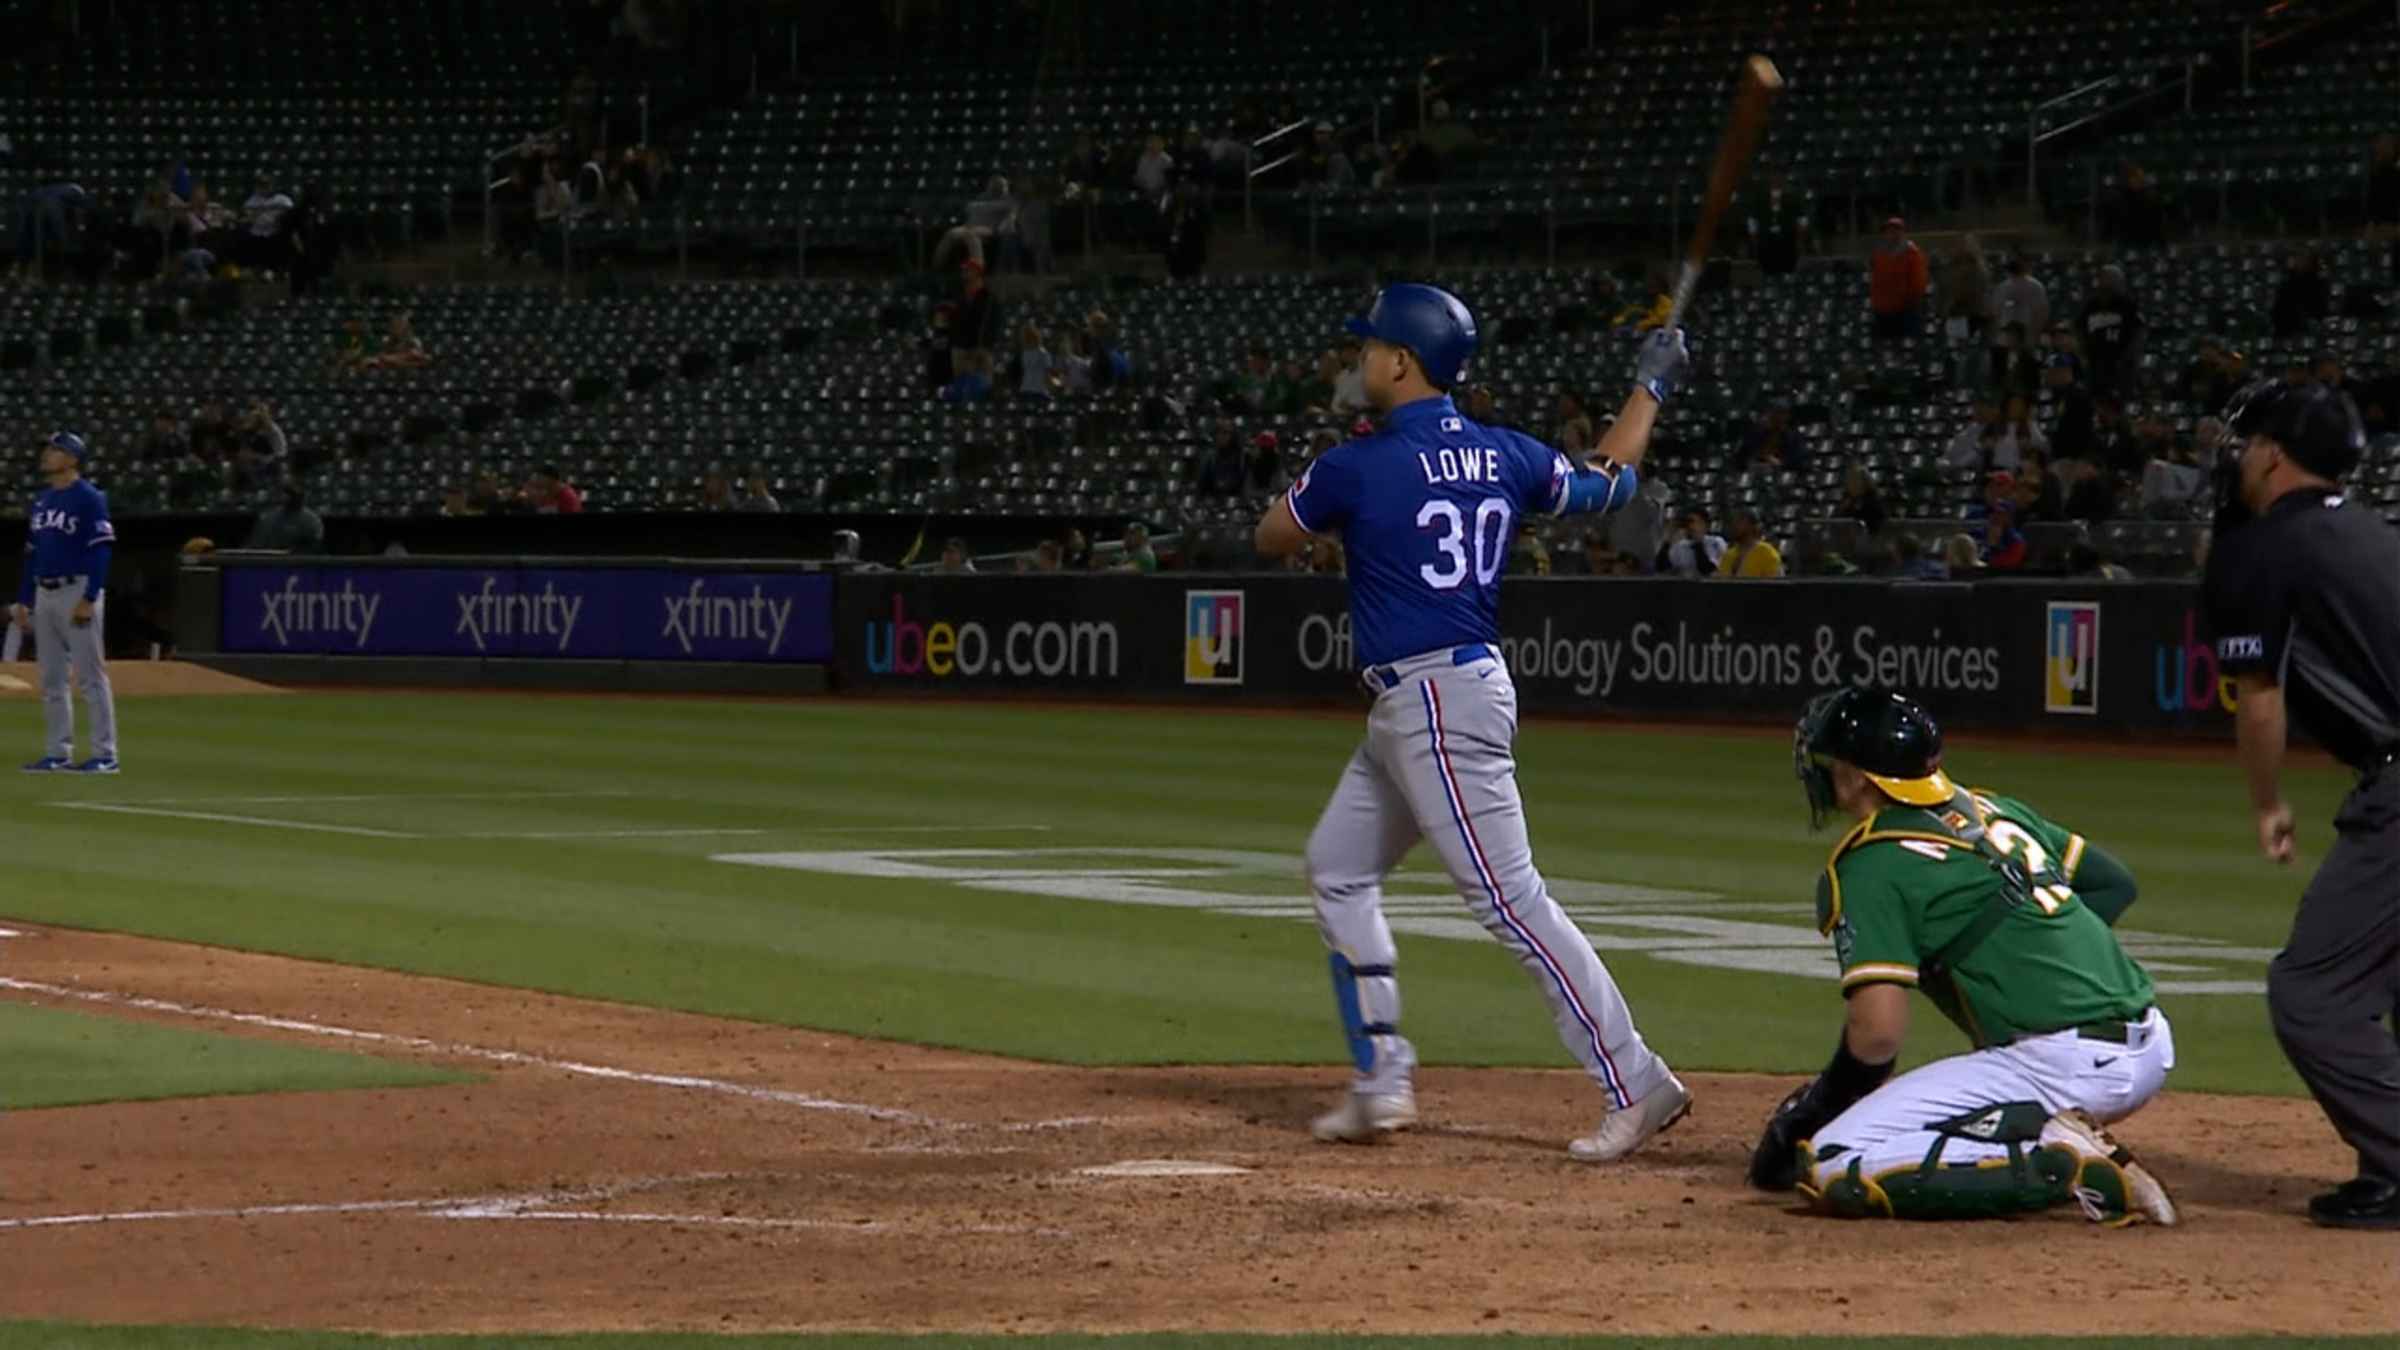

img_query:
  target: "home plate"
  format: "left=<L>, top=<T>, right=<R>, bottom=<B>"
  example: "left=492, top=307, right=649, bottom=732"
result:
left=1075, top=1159, right=1251, bottom=1179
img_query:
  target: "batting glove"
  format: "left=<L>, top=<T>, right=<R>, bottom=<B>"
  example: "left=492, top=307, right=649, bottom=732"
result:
left=1635, top=327, right=1690, bottom=405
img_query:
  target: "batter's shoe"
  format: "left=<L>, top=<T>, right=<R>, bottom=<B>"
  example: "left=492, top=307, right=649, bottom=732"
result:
left=1311, top=1089, right=1417, bottom=1144
left=2307, top=1178, right=2400, bottom=1230
left=20, top=756, right=70, bottom=773
left=67, top=758, right=118, bottom=774
left=1568, top=1073, right=1692, bottom=1163
left=2043, top=1109, right=2177, bottom=1227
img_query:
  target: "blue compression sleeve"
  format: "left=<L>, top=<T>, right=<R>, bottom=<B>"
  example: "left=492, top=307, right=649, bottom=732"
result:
left=1558, top=461, right=1639, bottom=517
left=82, top=541, right=111, bottom=600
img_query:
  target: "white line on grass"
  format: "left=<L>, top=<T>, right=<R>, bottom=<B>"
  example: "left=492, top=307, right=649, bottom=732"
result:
left=47, top=802, right=419, bottom=838
left=456, top=828, right=773, bottom=839
left=0, top=975, right=1061, bottom=1131
left=99, top=791, right=640, bottom=806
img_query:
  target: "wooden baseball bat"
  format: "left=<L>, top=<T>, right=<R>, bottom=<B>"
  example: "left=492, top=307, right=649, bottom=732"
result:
left=1663, top=54, right=1785, bottom=331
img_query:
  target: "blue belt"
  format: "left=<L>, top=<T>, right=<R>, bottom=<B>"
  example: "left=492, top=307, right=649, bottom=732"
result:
left=35, top=577, right=81, bottom=590
left=1361, top=643, right=1497, bottom=694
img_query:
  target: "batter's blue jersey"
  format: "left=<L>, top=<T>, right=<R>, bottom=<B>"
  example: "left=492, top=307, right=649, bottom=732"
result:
left=1287, top=394, right=1575, bottom=668
left=19, top=478, right=115, bottom=604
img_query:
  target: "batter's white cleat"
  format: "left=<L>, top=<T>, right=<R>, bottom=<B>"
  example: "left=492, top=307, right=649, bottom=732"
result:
left=1568, top=1074, right=1692, bottom=1163
left=1311, top=1089, right=1417, bottom=1143
left=2043, top=1108, right=2178, bottom=1227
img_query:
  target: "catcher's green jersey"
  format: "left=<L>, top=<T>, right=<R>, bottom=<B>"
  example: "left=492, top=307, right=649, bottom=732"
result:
left=1812, top=789, right=2153, bottom=1047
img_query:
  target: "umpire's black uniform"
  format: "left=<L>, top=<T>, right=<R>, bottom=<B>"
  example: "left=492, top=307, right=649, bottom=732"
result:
left=2204, top=380, right=2400, bottom=1229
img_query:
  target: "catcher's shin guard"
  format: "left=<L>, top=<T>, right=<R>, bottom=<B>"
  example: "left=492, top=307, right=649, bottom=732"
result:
left=1812, top=1101, right=2083, bottom=1221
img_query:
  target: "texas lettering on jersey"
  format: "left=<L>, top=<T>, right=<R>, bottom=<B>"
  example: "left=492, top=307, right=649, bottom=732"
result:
left=21, top=478, right=115, bottom=602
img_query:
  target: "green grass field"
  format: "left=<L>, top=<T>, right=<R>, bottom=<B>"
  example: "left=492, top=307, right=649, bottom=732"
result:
left=0, top=1002, right=466, bottom=1109
left=0, top=692, right=2330, bottom=1099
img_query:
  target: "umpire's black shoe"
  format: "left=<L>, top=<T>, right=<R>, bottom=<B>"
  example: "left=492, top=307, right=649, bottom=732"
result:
left=2306, top=1177, right=2400, bottom=1230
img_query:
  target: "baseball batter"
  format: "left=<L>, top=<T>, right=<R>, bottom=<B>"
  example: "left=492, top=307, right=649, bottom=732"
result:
left=1254, top=282, right=1694, bottom=1161
left=13, top=432, right=118, bottom=774
left=1747, top=687, right=2177, bottom=1225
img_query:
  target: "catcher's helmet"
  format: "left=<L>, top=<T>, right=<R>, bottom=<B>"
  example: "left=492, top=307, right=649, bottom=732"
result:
left=1794, top=687, right=1954, bottom=830
left=1343, top=282, right=1479, bottom=389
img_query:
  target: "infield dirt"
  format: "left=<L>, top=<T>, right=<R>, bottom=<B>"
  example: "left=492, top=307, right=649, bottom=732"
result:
left=0, top=925, right=2387, bottom=1338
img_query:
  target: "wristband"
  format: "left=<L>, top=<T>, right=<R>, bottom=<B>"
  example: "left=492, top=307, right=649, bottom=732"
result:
left=1639, top=376, right=1673, bottom=406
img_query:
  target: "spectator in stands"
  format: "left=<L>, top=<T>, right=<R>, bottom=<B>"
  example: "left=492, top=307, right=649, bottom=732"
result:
left=1113, top=522, right=1159, bottom=574
left=283, top=183, right=335, bottom=298
left=1716, top=511, right=1785, bottom=579
left=738, top=471, right=781, bottom=513
left=1014, top=323, right=1053, bottom=401
left=11, top=179, right=91, bottom=277
left=934, top=176, right=1018, bottom=270
left=1326, top=342, right=1369, bottom=416
left=439, top=483, right=480, bottom=517
left=1309, top=533, right=1346, bottom=576
left=138, top=411, right=188, bottom=467
left=2059, top=458, right=2121, bottom=524
left=1232, top=346, right=1273, bottom=412
left=191, top=399, right=235, bottom=450
left=700, top=470, right=735, bottom=511
left=1198, top=420, right=1245, bottom=498
left=532, top=159, right=573, bottom=264
left=1736, top=403, right=1810, bottom=472
left=1266, top=356, right=1315, bottom=417
left=1245, top=431, right=1286, bottom=496
left=2011, top=450, right=2061, bottom=523
left=938, top=538, right=976, bottom=574
left=2079, top=265, right=2145, bottom=397
left=1084, top=308, right=1128, bottom=389
left=1576, top=533, right=1625, bottom=577
left=1661, top=508, right=1727, bottom=576
left=1868, top=217, right=1929, bottom=341
left=1837, top=463, right=1887, bottom=536
left=1062, top=527, right=1093, bottom=571
left=2070, top=539, right=2136, bottom=582
left=2110, top=162, right=2167, bottom=250
left=1510, top=524, right=1552, bottom=577
left=1610, top=269, right=1672, bottom=333
left=1890, top=533, right=1947, bottom=581
left=236, top=173, right=293, bottom=274
left=1163, top=180, right=1211, bottom=280
left=364, top=313, right=432, bottom=371
left=1944, top=532, right=1986, bottom=575
left=1746, top=171, right=1809, bottom=276
left=2140, top=423, right=2209, bottom=519
left=1989, top=254, right=2049, bottom=381
left=1965, top=470, right=2015, bottom=525
left=127, top=178, right=188, bottom=278
left=1058, top=330, right=1094, bottom=396
left=949, top=261, right=999, bottom=401
left=2180, top=336, right=2248, bottom=411
left=2272, top=249, right=2331, bottom=337
left=1059, top=130, right=1106, bottom=196
left=244, top=484, right=324, bottom=553
left=1941, top=234, right=1993, bottom=386
left=1553, top=391, right=1594, bottom=456
left=1981, top=501, right=2028, bottom=571
left=469, top=470, right=512, bottom=514
left=1134, top=135, right=1175, bottom=201
left=1027, top=538, right=1063, bottom=572
left=1611, top=472, right=1670, bottom=575
left=525, top=465, right=584, bottom=515
left=1306, top=123, right=1356, bottom=190
left=231, top=401, right=285, bottom=490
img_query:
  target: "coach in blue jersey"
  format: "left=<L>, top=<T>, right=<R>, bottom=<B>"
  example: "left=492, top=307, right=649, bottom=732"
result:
left=13, top=432, right=118, bottom=773
left=1255, top=282, right=1693, bottom=1161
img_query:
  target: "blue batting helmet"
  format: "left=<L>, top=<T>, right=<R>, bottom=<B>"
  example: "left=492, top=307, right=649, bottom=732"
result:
left=1343, top=282, right=1478, bottom=389
left=46, top=431, right=85, bottom=461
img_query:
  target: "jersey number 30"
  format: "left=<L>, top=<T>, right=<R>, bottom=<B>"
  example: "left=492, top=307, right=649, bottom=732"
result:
left=1418, top=497, right=1511, bottom=590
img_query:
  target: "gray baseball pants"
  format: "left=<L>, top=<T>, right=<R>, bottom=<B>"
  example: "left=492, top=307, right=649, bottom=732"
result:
left=34, top=582, right=114, bottom=761
left=1305, top=644, right=1672, bottom=1108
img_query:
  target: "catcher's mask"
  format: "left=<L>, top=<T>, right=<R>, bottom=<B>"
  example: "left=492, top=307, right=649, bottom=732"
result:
left=2213, top=377, right=2369, bottom=529
left=1794, top=687, right=1953, bottom=830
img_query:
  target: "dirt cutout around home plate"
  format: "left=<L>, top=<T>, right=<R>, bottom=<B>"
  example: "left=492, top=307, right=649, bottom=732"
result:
left=0, top=924, right=2387, bottom=1339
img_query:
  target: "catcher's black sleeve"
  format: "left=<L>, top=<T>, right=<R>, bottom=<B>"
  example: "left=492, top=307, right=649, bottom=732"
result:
left=2072, top=841, right=2139, bottom=926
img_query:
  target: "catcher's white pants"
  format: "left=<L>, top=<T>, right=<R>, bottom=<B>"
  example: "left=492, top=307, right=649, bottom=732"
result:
left=1305, top=646, right=1671, bottom=1107
left=1807, top=1007, right=2174, bottom=1188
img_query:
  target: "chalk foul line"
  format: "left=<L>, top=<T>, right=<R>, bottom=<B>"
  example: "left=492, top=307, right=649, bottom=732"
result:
left=0, top=975, right=1109, bottom=1136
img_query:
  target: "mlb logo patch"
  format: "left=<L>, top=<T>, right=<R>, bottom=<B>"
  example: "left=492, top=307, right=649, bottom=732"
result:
left=1184, top=590, right=1244, bottom=686
left=2044, top=601, right=2100, bottom=715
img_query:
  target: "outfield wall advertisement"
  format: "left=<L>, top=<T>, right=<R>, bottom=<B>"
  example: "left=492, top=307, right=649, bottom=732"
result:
left=218, top=562, right=833, bottom=663
left=834, top=574, right=2232, bottom=735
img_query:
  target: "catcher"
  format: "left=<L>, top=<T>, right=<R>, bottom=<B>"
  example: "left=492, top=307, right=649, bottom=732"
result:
left=1749, top=687, right=2180, bottom=1226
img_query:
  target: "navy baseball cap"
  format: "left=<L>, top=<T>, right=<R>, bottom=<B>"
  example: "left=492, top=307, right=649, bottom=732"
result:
left=47, top=431, right=85, bottom=460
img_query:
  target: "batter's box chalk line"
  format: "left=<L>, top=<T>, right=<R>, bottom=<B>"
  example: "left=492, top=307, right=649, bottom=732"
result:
left=0, top=975, right=1120, bottom=1136
left=0, top=1171, right=1070, bottom=1238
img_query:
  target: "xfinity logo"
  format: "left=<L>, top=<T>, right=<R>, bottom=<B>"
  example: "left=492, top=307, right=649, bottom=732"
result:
left=456, top=576, right=583, bottom=653
left=663, top=581, right=793, bottom=655
left=259, top=576, right=380, bottom=648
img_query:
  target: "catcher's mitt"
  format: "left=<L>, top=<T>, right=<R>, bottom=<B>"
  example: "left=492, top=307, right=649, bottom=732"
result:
left=1747, top=1078, right=1823, bottom=1191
